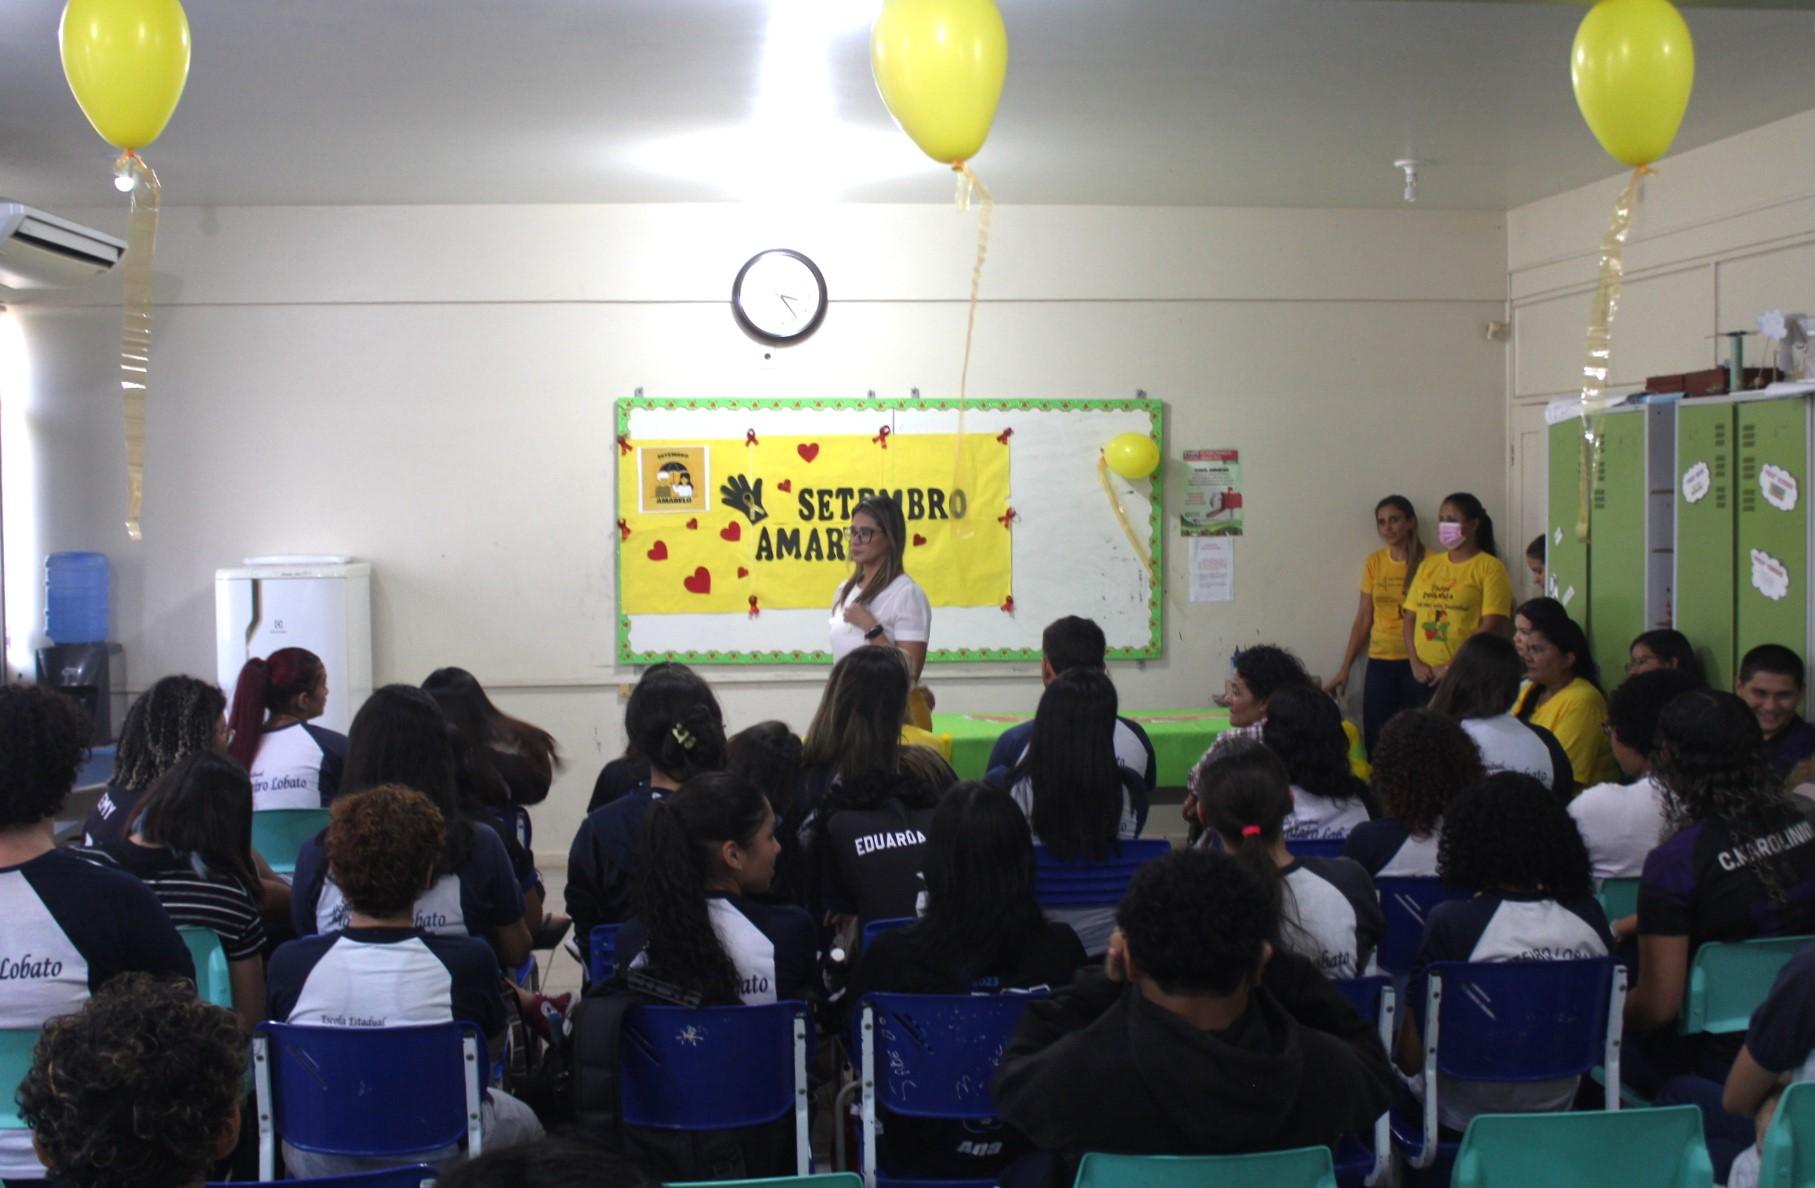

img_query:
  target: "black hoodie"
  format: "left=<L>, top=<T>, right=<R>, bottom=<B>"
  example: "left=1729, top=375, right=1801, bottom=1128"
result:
left=992, top=952, right=1392, bottom=1185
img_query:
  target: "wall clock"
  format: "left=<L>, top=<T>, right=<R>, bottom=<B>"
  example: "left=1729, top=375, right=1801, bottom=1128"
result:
left=731, top=249, right=827, bottom=346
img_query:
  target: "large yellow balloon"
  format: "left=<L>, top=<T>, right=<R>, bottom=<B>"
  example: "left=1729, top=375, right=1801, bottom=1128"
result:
left=871, top=0, right=1007, bottom=166
left=59, top=0, right=192, bottom=151
left=1105, top=434, right=1160, bottom=481
left=1571, top=0, right=1694, bottom=168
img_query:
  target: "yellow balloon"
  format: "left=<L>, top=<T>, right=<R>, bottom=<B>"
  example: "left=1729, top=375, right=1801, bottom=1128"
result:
left=1105, top=434, right=1160, bottom=481
left=871, top=0, right=1008, bottom=166
left=59, top=0, right=192, bottom=151
left=1571, top=0, right=1694, bottom=168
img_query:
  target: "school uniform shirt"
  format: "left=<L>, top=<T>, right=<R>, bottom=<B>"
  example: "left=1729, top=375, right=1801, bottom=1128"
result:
left=1005, top=774, right=1142, bottom=956
left=0, top=849, right=195, bottom=1181
left=1402, top=552, right=1514, bottom=670
left=587, top=755, right=651, bottom=813
left=268, top=925, right=506, bottom=1037
left=248, top=721, right=348, bottom=810
left=986, top=716, right=1159, bottom=796
left=1568, top=774, right=1668, bottom=882
left=292, top=820, right=525, bottom=945
left=1727, top=943, right=1815, bottom=1188
left=1362, top=548, right=1411, bottom=661
left=1517, top=679, right=1618, bottom=788
left=80, top=780, right=147, bottom=847
left=1281, top=857, right=1384, bottom=979
left=1410, top=892, right=1614, bottom=1130
left=1342, top=817, right=1441, bottom=879
left=1767, top=719, right=1815, bottom=780
left=1007, top=771, right=1144, bottom=845
left=1283, top=787, right=1371, bottom=841
left=73, top=841, right=267, bottom=960
left=1461, top=714, right=1556, bottom=785
left=828, top=572, right=931, bottom=662
left=821, top=799, right=937, bottom=925
left=567, top=786, right=661, bottom=942
left=618, top=892, right=817, bottom=1005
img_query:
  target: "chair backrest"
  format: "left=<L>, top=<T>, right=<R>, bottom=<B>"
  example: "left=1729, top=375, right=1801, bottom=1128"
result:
left=1033, top=839, right=1171, bottom=908
left=1072, top=1146, right=1338, bottom=1188
left=619, top=1001, right=810, bottom=1134
left=0, top=1028, right=38, bottom=1130
left=250, top=808, right=330, bottom=875
left=1450, top=1106, right=1713, bottom=1188
left=179, top=926, right=233, bottom=1010
left=1759, top=1078, right=1815, bottom=1188
left=1374, top=876, right=1465, bottom=976
left=1681, top=935, right=1815, bottom=1036
left=253, top=1021, right=483, bottom=1181
left=858, top=992, right=1043, bottom=1120
left=589, top=923, right=621, bottom=984
left=669, top=1176, right=863, bottom=1187
left=1285, top=837, right=1348, bottom=860
left=207, top=1167, right=440, bottom=1188
left=860, top=916, right=914, bottom=952
left=1333, top=976, right=1395, bottom=1184
left=1596, top=877, right=1640, bottom=922
left=1421, top=959, right=1622, bottom=1083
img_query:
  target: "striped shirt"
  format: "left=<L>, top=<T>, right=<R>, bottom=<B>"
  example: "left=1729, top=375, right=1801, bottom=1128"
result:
left=72, top=841, right=267, bottom=961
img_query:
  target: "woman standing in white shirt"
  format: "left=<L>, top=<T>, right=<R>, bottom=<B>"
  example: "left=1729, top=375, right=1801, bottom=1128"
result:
left=829, top=493, right=932, bottom=689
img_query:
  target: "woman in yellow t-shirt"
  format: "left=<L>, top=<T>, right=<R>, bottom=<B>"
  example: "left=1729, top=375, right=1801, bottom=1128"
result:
left=1401, top=491, right=1514, bottom=688
left=1327, top=495, right=1429, bottom=755
left=1512, top=597, right=1618, bottom=790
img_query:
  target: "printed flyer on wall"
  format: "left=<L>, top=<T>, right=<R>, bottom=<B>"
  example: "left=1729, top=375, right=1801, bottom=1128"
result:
left=1181, top=449, right=1243, bottom=536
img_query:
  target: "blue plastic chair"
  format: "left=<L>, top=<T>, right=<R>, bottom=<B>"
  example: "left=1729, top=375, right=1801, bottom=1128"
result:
left=1286, top=837, right=1349, bottom=860
left=1333, top=976, right=1396, bottom=1186
left=1072, top=1146, right=1338, bottom=1187
left=589, top=923, right=622, bottom=984
left=1758, top=1078, right=1815, bottom=1188
left=1032, top=839, right=1171, bottom=908
left=1374, top=877, right=1465, bottom=977
left=1394, top=958, right=1626, bottom=1171
left=208, top=1167, right=439, bottom=1187
left=618, top=1001, right=812, bottom=1177
left=861, top=916, right=914, bottom=952
left=178, top=926, right=234, bottom=1011
left=1450, top=1106, right=1712, bottom=1187
left=251, top=807, right=330, bottom=876
left=252, top=1021, right=484, bottom=1182
left=0, top=1027, right=38, bottom=1130
left=854, top=991, right=1046, bottom=1188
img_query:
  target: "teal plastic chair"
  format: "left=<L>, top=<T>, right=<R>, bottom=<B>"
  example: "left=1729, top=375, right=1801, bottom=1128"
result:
left=1072, top=1147, right=1337, bottom=1188
left=251, top=807, right=329, bottom=875
left=1681, top=935, right=1815, bottom=1036
left=1596, top=877, right=1640, bottom=922
left=1758, top=1079, right=1815, bottom=1188
left=670, top=1177, right=862, bottom=1187
left=1450, top=1106, right=1712, bottom=1187
left=0, top=1028, right=38, bottom=1130
left=179, top=926, right=234, bottom=1011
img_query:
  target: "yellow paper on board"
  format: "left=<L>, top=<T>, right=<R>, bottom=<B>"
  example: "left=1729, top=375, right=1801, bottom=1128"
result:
left=620, top=433, right=1011, bottom=614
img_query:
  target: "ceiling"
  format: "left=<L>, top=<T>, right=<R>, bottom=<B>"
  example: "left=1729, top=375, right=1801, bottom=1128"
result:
left=0, top=0, right=1811, bottom=211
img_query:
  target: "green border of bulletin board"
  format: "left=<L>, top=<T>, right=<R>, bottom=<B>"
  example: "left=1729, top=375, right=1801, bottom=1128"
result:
left=614, top=395, right=1166, bottom=665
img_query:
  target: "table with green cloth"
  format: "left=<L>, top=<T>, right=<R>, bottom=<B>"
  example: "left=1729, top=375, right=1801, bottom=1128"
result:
left=931, top=707, right=1233, bottom=786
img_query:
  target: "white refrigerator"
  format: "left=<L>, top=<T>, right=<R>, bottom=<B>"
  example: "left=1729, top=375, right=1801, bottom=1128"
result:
left=215, top=558, right=373, bottom=735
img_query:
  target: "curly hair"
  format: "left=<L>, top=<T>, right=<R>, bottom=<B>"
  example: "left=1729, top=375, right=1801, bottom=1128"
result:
left=326, top=784, right=447, bottom=916
left=19, top=973, right=246, bottom=1188
left=1116, top=849, right=1272, bottom=996
left=1438, top=772, right=1593, bottom=899
left=113, top=676, right=225, bottom=793
left=0, top=684, right=91, bottom=828
left=1370, top=709, right=1484, bottom=837
left=1261, top=685, right=1368, bottom=806
left=1607, top=668, right=1703, bottom=757
left=1232, top=644, right=1310, bottom=703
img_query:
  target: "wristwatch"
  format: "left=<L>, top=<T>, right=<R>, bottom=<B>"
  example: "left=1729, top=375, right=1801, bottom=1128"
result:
left=864, top=624, right=887, bottom=641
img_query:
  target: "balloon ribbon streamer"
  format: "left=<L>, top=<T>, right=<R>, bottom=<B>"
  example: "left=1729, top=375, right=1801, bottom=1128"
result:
left=949, top=160, right=993, bottom=572
left=1096, top=453, right=1152, bottom=571
left=1575, top=165, right=1650, bottom=544
left=117, top=149, right=160, bottom=541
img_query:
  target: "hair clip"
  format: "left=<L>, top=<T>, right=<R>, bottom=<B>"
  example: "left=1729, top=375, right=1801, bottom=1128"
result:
left=671, top=723, right=697, bottom=751
left=1241, top=825, right=1262, bottom=838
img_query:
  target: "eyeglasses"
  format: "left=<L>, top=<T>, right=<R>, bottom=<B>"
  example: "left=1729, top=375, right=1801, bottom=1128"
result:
left=849, top=526, right=878, bottom=543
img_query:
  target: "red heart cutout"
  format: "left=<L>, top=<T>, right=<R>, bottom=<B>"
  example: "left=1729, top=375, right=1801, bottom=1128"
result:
left=797, top=443, right=820, bottom=463
left=683, top=567, right=712, bottom=595
left=646, top=541, right=668, bottom=561
left=686, top=518, right=699, bottom=530
left=737, top=566, right=750, bottom=578
left=912, top=533, right=927, bottom=547
left=777, top=479, right=792, bottom=493
left=720, top=522, right=741, bottom=542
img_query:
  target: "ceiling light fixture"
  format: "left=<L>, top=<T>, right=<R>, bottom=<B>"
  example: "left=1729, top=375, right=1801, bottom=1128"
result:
left=1395, top=158, right=1420, bottom=204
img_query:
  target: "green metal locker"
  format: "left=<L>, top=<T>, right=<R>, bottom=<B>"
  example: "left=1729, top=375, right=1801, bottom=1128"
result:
left=1588, top=411, right=1648, bottom=688
left=1736, top=397, right=1809, bottom=670
left=1548, top=417, right=1590, bottom=625
left=1675, top=402, right=1738, bottom=690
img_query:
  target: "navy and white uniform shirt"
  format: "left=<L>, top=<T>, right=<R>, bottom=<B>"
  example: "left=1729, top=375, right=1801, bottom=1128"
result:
left=292, top=820, right=524, bottom=944
left=268, top=925, right=506, bottom=1038
left=1280, top=856, right=1384, bottom=980
left=987, top=716, right=1159, bottom=798
left=620, top=892, right=817, bottom=1005
left=1282, top=787, right=1371, bottom=842
left=81, top=780, right=147, bottom=847
left=249, top=721, right=348, bottom=810
left=0, top=850, right=194, bottom=1180
left=1343, top=817, right=1442, bottom=878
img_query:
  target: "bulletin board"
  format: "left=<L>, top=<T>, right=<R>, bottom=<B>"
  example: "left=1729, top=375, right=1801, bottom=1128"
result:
left=615, top=395, right=1164, bottom=664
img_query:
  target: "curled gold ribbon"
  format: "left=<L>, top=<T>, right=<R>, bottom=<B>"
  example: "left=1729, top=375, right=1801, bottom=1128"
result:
left=949, top=160, right=993, bottom=571
left=1575, top=165, right=1650, bottom=544
left=116, top=149, right=161, bottom=541
left=1097, top=453, right=1152, bottom=571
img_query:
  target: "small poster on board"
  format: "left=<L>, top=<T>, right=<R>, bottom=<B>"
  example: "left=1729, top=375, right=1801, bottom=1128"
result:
left=638, top=446, right=711, bottom=515
left=1181, top=449, right=1244, bottom=536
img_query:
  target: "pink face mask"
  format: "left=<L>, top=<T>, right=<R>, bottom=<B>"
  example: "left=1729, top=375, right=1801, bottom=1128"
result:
left=1437, top=522, right=1466, bottom=549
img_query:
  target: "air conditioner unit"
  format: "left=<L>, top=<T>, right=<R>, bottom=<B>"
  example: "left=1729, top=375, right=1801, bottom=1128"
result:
left=0, top=201, right=126, bottom=292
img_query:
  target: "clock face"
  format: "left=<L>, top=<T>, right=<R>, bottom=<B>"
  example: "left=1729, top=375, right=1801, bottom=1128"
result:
left=732, top=249, right=827, bottom=345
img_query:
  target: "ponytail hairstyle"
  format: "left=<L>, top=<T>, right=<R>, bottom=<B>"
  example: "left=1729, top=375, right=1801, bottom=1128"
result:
left=634, top=772, right=773, bottom=1005
left=342, top=685, right=474, bottom=872
left=113, top=676, right=227, bottom=793
left=1376, top=495, right=1426, bottom=586
left=1194, top=739, right=1291, bottom=943
left=624, top=664, right=727, bottom=786
left=838, top=493, right=908, bottom=608
left=130, top=751, right=262, bottom=903
left=226, top=649, right=324, bottom=769
left=1442, top=491, right=1498, bottom=558
left=421, top=666, right=561, bottom=801
left=1011, top=668, right=1126, bottom=861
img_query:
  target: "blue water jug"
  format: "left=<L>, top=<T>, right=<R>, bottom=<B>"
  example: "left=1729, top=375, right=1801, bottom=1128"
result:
left=45, top=552, right=109, bottom=644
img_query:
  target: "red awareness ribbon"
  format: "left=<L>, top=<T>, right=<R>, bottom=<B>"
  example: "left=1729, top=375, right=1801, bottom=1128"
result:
left=745, top=429, right=759, bottom=446
left=873, top=426, right=891, bottom=448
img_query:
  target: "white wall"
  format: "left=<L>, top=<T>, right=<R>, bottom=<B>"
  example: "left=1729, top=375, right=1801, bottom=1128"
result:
left=7, top=202, right=1508, bottom=859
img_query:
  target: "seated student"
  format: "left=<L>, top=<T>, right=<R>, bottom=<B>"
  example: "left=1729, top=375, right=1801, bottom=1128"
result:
left=291, top=686, right=529, bottom=968
left=727, top=721, right=807, bottom=903
left=435, top=1138, right=660, bottom=1188
left=1198, top=741, right=1382, bottom=979
left=1512, top=597, right=1618, bottom=790
left=83, top=675, right=227, bottom=847
left=991, top=850, right=1393, bottom=1187
left=588, top=750, right=652, bottom=813
left=18, top=974, right=246, bottom=1188
left=1258, top=686, right=1374, bottom=840
left=568, top=664, right=726, bottom=944
left=0, top=685, right=195, bottom=1183
left=1570, top=668, right=1703, bottom=886
left=226, top=647, right=346, bottom=810
left=1720, top=942, right=1815, bottom=1188
left=271, top=784, right=542, bottom=1176
left=73, top=752, right=270, bottom=1030
left=1343, top=709, right=1484, bottom=878
left=1625, top=690, right=1815, bottom=1096
left=1429, top=633, right=1567, bottom=795
left=851, top=781, right=1086, bottom=1182
left=985, top=615, right=1157, bottom=794
left=1184, top=644, right=1311, bottom=828
left=1629, top=628, right=1704, bottom=683
left=1400, top=772, right=1613, bottom=1131
left=1735, top=644, right=1815, bottom=779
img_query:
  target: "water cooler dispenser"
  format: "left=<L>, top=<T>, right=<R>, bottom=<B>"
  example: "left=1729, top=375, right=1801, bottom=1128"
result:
left=37, top=551, right=123, bottom=743
left=215, top=557, right=373, bottom=735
